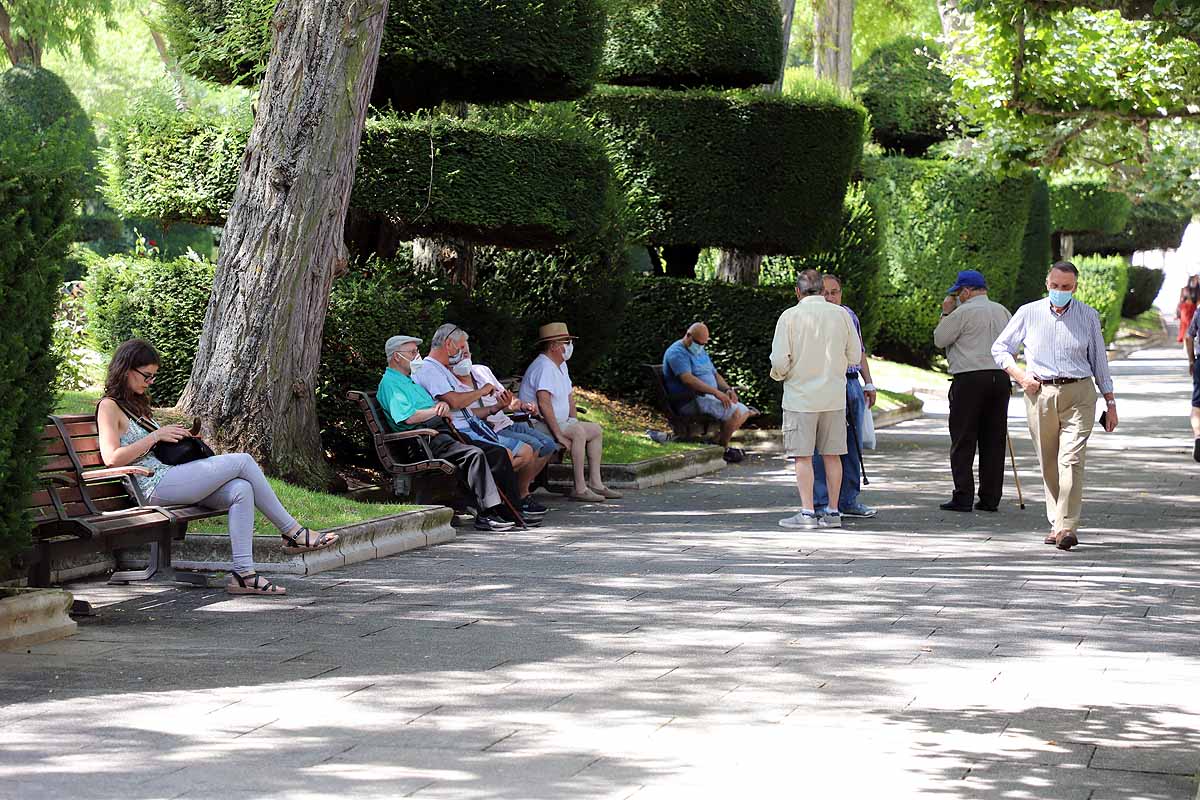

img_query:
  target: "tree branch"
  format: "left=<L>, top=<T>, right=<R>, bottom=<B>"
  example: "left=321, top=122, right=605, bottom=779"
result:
left=0, top=2, right=18, bottom=66
left=1010, top=99, right=1200, bottom=120
left=1041, top=118, right=1097, bottom=165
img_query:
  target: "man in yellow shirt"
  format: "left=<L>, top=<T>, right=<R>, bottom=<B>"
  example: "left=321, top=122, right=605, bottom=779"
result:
left=770, top=269, right=863, bottom=529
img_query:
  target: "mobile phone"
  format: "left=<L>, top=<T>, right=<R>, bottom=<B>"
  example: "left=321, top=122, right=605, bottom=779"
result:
left=1098, top=410, right=1108, bottom=430
left=189, top=417, right=202, bottom=436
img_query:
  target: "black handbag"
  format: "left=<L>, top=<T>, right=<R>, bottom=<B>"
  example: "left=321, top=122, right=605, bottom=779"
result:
left=117, top=402, right=215, bottom=465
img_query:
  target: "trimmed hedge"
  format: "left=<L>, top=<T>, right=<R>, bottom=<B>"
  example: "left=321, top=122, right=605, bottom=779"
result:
left=1050, top=179, right=1132, bottom=235
left=0, top=68, right=88, bottom=562
left=353, top=111, right=617, bottom=248
left=1122, top=265, right=1166, bottom=318
left=852, top=36, right=953, bottom=157
left=759, top=183, right=886, bottom=353
left=1074, top=255, right=1130, bottom=344
left=600, top=0, right=783, bottom=90
left=1015, top=176, right=1054, bottom=307
left=595, top=275, right=796, bottom=416
left=579, top=86, right=866, bottom=255
left=866, top=156, right=1037, bottom=366
left=1075, top=201, right=1193, bottom=256
left=158, top=0, right=606, bottom=107
left=100, top=106, right=247, bottom=226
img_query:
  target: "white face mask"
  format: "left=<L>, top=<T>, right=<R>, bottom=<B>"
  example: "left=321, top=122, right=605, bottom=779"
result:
left=562, top=342, right=574, bottom=361
left=452, top=358, right=474, bottom=376
left=399, top=352, right=424, bottom=371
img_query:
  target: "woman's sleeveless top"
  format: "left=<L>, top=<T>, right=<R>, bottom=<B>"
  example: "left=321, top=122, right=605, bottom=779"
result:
left=118, top=416, right=172, bottom=498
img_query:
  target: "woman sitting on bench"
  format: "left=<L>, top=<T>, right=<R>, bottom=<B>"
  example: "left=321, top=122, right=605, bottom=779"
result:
left=96, top=339, right=338, bottom=596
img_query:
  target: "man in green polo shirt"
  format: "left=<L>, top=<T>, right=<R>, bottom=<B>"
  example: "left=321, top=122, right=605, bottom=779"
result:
left=378, top=334, right=524, bottom=532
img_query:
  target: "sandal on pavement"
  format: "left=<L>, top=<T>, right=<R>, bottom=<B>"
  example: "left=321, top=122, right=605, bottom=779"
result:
left=569, top=489, right=606, bottom=502
left=588, top=485, right=623, bottom=499
left=281, top=526, right=339, bottom=555
left=227, top=571, right=287, bottom=596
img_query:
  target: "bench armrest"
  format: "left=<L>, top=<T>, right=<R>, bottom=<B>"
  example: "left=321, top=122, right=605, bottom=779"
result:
left=40, top=473, right=76, bottom=487
left=381, top=428, right=440, bottom=441
left=82, top=466, right=154, bottom=482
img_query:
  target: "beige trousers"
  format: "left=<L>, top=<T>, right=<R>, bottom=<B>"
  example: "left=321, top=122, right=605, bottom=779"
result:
left=1023, top=381, right=1097, bottom=534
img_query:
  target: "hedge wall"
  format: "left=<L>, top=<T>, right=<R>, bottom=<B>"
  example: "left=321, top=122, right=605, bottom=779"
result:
left=759, top=183, right=886, bottom=353
left=1075, top=201, right=1193, bottom=256
left=0, top=68, right=88, bottom=562
left=852, top=36, right=953, bottom=157
left=1015, top=176, right=1054, bottom=307
left=579, top=86, right=866, bottom=255
left=595, top=275, right=796, bottom=415
left=1074, top=255, right=1130, bottom=344
left=599, top=0, right=783, bottom=90
left=866, top=156, right=1037, bottom=366
left=353, top=111, right=617, bottom=248
left=1050, top=178, right=1133, bottom=235
left=100, top=106, right=247, bottom=226
left=1122, top=265, right=1165, bottom=318
left=158, top=0, right=605, bottom=107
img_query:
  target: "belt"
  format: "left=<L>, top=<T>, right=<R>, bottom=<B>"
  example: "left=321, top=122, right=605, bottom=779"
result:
left=1036, top=376, right=1085, bottom=386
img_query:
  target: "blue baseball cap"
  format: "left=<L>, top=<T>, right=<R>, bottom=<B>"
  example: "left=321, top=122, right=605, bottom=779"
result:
left=946, top=270, right=987, bottom=295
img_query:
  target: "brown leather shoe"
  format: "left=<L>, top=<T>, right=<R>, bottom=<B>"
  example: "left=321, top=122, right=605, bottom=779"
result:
left=1055, top=530, right=1079, bottom=550
left=1044, top=531, right=1058, bottom=545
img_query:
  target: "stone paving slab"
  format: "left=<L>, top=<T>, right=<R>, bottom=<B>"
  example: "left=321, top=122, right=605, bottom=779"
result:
left=0, top=347, right=1198, bottom=798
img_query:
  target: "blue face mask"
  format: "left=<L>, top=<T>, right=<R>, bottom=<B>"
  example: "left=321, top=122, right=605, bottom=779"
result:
left=687, top=342, right=704, bottom=356
left=1048, top=289, right=1073, bottom=307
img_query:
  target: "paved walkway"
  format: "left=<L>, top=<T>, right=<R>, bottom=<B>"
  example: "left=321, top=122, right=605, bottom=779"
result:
left=2, top=346, right=1199, bottom=799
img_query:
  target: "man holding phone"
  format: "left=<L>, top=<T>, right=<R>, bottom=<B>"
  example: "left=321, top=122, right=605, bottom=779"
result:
left=991, top=261, right=1117, bottom=551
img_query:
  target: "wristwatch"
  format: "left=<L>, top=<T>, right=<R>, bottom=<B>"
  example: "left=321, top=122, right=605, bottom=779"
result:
left=1106, top=399, right=1117, bottom=407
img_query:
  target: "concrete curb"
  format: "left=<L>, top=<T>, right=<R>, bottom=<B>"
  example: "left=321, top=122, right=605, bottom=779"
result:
left=0, top=588, right=77, bottom=650
left=547, top=446, right=727, bottom=490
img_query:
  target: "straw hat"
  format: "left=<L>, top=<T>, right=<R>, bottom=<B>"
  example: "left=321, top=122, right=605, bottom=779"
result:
left=536, top=322, right=577, bottom=343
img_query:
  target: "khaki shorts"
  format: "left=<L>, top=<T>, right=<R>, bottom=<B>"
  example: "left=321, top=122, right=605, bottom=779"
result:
left=783, top=409, right=848, bottom=457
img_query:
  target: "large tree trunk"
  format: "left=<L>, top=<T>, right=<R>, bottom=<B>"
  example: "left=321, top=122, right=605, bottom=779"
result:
left=716, top=249, right=763, bottom=284
left=413, top=238, right=476, bottom=290
left=0, top=5, right=41, bottom=66
left=813, top=0, right=854, bottom=89
left=937, top=0, right=972, bottom=39
left=178, top=0, right=389, bottom=488
left=770, top=0, right=798, bottom=93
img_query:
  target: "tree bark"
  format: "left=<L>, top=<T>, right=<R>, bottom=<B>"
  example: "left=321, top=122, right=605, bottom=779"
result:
left=813, top=0, right=854, bottom=89
left=659, top=244, right=701, bottom=278
left=413, top=237, right=476, bottom=290
left=770, top=0, right=798, bottom=93
left=1060, top=234, right=1075, bottom=261
left=178, top=0, right=389, bottom=488
left=937, top=0, right=971, bottom=40
left=716, top=249, right=763, bottom=284
left=0, top=4, right=40, bottom=66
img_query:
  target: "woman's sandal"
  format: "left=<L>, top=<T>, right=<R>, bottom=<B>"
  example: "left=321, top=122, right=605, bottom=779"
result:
left=227, top=571, right=287, bottom=596
left=281, top=526, right=340, bottom=555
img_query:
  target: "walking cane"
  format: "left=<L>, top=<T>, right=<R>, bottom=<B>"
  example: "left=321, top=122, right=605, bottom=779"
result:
left=1006, top=431, right=1025, bottom=509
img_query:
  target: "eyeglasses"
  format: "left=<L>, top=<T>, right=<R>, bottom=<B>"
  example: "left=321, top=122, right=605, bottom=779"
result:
left=132, top=367, right=157, bottom=383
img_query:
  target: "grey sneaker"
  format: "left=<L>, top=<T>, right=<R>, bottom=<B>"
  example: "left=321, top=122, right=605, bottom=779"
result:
left=839, top=503, right=876, bottom=519
left=779, top=510, right=820, bottom=529
left=818, top=511, right=842, bottom=528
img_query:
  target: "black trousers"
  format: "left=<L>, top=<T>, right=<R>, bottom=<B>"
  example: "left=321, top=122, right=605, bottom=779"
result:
left=424, top=420, right=521, bottom=512
left=948, top=370, right=1010, bottom=507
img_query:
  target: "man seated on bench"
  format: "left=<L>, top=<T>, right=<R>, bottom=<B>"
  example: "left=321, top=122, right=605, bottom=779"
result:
left=414, top=324, right=549, bottom=520
left=378, top=334, right=531, bottom=531
left=662, top=322, right=759, bottom=463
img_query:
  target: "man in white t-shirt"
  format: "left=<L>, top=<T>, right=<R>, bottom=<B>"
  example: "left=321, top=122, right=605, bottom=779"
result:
left=518, top=322, right=621, bottom=503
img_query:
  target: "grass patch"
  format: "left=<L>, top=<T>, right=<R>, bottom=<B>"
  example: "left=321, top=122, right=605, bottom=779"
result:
left=870, top=357, right=951, bottom=394
left=189, top=477, right=416, bottom=538
left=1118, top=309, right=1164, bottom=337
left=56, top=389, right=102, bottom=415
left=574, top=387, right=705, bottom=464
left=874, top=388, right=920, bottom=413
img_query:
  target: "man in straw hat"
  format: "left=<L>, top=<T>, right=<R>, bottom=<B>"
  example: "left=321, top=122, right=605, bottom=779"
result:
left=518, top=322, right=622, bottom=503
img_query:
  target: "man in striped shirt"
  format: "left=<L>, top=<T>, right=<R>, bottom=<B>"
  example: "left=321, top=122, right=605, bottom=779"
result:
left=991, top=261, right=1117, bottom=551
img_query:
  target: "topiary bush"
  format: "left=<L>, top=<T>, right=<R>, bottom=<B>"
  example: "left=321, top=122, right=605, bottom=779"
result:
left=852, top=36, right=953, bottom=157
left=1050, top=178, right=1133, bottom=235
left=866, top=156, right=1037, bottom=366
left=1015, top=176, right=1053, bottom=307
left=1122, top=265, right=1166, bottom=318
left=759, top=183, right=886, bottom=353
left=1074, top=255, right=1130, bottom=344
left=600, top=0, right=783, bottom=89
left=157, top=0, right=606, bottom=108
left=1075, top=201, right=1193, bottom=256
left=0, top=67, right=90, bottom=563
left=353, top=109, right=618, bottom=248
left=579, top=85, right=866, bottom=255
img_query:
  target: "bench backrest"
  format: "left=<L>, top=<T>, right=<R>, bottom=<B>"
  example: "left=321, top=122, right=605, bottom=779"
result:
left=49, top=414, right=145, bottom=515
left=643, top=363, right=681, bottom=419
left=348, top=390, right=403, bottom=472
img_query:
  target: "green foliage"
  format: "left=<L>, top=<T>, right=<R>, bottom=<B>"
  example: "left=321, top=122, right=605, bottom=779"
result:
left=0, top=65, right=96, bottom=189
left=1050, top=178, right=1133, bottom=235
left=1075, top=200, right=1193, bottom=255
left=595, top=275, right=797, bottom=415
left=579, top=86, right=866, bottom=254
left=99, top=105, right=248, bottom=226
left=1121, top=265, right=1166, bottom=317
left=851, top=0, right=944, bottom=67
left=852, top=36, right=953, bottom=156
left=52, top=285, right=91, bottom=392
left=759, top=184, right=886, bottom=352
left=155, top=0, right=273, bottom=85
left=0, top=0, right=115, bottom=67
left=353, top=109, right=617, bottom=248
left=1074, top=254, right=1130, bottom=343
left=1016, top=176, right=1054, bottom=306
left=599, top=0, right=783, bottom=89
left=866, top=156, right=1037, bottom=365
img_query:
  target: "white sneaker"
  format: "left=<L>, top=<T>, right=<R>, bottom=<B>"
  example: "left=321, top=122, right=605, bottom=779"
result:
left=819, top=511, right=842, bottom=528
left=779, top=510, right=820, bottom=529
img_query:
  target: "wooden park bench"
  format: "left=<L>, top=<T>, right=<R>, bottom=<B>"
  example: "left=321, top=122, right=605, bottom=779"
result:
left=347, top=390, right=458, bottom=504
left=23, top=413, right=226, bottom=589
left=643, top=364, right=721, bottom=442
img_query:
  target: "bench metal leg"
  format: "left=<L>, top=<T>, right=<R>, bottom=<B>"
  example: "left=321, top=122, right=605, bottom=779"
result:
left=109, top=531, right=172, bottom=584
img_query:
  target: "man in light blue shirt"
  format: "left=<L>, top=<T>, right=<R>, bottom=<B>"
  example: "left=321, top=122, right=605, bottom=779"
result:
left=662, top=322, right=757, bottom=462
left=992, top=261, right=1118, bottom=551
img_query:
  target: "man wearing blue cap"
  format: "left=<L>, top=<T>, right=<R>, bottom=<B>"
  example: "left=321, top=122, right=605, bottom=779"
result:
left=933, top=270, right=1013, bottom=512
